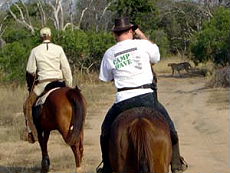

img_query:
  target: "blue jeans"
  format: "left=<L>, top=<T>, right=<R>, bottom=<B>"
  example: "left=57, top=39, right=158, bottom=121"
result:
left=101, top=91, right=178, bottom=144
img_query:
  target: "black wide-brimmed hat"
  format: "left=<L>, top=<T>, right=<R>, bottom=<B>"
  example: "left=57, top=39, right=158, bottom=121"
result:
left=112, top=17, right=133, bottom=32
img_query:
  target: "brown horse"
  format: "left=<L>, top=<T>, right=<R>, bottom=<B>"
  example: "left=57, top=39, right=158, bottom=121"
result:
left=109, top=107, right=172, bottom=173
left=33, top=86, right=86, bottom=173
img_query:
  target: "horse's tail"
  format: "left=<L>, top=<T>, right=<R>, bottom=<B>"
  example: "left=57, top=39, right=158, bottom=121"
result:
left=128, top=118, right=154, bottom=173
left=65, top=85, right=86, bottom=146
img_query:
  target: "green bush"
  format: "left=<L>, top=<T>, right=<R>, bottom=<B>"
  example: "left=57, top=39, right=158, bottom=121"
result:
left=0, top=41, right=29, bottom=83
left=52, top=30, right=115, bottom=72
left=53, top=29, right=90, bottom=70
left=86, top=31, right=115, bottom=70
left=149, top=30, right=170, bottom=58
left=190, top=7, right=230, bottom=66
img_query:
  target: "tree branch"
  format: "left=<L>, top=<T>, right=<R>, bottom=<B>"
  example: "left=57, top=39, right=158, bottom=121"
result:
left=8, top=3, right=35, bottom=34
left=78, top=0, right=94, bottom=28
left=37, top=0, right=47, bottom=26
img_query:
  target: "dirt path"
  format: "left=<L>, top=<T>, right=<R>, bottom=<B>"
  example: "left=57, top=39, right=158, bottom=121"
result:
left=157, top=75, right=229, bottom=173
left=82, top=74, right=230, bottom=173
left=0, top=74, right=229, bottom=173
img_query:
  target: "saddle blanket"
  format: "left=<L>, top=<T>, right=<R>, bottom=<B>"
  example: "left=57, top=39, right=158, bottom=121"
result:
left=35, top=88, right=60, bottom=106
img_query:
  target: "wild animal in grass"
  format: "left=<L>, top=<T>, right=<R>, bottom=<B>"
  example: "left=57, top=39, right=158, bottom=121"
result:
left=168, top=62, right=192, bottom=77
left=32, top=85, right=86, bottom=173
left=109, top=107, right=172, bottom=173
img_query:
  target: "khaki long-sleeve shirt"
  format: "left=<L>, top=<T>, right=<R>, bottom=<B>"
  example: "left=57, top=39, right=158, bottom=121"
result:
left=26, top=40, right=72, bottom=87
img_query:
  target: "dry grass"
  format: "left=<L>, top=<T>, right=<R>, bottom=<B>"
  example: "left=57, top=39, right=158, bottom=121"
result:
left=207, top=88, right=230, bottom=110
left=0, top=71, right=115, bottom=173
left=0, top=85, right=27, bottom=123
left=0, top=86, right=27, bottom=143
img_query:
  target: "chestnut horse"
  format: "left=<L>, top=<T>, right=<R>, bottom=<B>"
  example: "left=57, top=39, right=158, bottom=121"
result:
left=109, top=107, right=172, bottom=173
left=33, top=86, right=86, bottom=173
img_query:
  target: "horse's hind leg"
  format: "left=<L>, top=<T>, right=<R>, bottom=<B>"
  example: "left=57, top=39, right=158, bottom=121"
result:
left=71, top=131, right=84, bottom=171
left=171, top=67, right=174, bottom=76
left=38, top=130, right=50, bottom=173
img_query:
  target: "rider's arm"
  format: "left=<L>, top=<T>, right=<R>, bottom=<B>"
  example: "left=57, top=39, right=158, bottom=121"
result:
left=26, top=49, right=37, bottom=91
left=26, top=72, right=36, bottom=92
left=60, top=47, right=73, bottom=87
left=99, top=50, right=114, bottom=82
left=134, top=28, right=149, bottom=40
left=26, top=49, right=37, bottom=76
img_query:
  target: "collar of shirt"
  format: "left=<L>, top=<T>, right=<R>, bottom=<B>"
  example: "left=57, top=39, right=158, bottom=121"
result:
left=43, top=40, right=51, bottom=43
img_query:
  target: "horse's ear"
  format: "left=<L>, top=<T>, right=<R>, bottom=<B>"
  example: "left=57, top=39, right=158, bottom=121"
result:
left=75, top=85, right=81, bottom=92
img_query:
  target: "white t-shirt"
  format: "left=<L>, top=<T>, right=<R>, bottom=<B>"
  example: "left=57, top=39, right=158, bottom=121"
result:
left=26, top=40, right=72, bottom=87
left=99, top=39, right=160, bottom=103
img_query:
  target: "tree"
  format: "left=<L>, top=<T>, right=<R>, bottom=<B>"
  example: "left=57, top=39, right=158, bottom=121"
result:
left=190, top=7, right=230, bottom=66
left=109, top=0, right=159, bottom=31
left=75, top=0, right=114, bottom=31
left=0, top=13, right=8, bottom=48
left=158, top=0, right=212, bottom=55
left=8, top=0, right=35, bottom=34
left=0, top=39, right=33, bottom=82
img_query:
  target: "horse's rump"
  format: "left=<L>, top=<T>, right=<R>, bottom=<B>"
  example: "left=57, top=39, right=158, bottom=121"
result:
left=109, top=107, right=172, bottom=173
left=40, top=86, right=86, bottom=145
left=65, top=86, right=86, bottom=145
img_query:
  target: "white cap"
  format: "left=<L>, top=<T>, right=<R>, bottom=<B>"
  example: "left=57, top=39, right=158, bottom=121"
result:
left=40, top=27, right=51, bottom=37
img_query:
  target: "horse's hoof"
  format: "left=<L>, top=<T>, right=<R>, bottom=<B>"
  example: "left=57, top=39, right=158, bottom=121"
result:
left=76, top=166, right=83, bottom=173
left=41, top=157, right=50, bottom=173
left=40, top=169, right=48, bottom=173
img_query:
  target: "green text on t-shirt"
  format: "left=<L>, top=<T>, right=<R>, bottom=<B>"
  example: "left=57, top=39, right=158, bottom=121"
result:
left=113, top=53, right=132, bottom=70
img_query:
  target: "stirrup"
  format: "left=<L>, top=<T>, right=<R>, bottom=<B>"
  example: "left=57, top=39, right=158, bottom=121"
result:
left=180, top=157, right=188, bottom=170
left=96, top=161, right=103, bottom=173
left=172, top=157, right=188, bottom=173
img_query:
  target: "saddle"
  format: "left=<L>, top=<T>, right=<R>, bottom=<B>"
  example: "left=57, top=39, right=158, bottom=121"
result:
left=32, top=81, right=66, bottom=127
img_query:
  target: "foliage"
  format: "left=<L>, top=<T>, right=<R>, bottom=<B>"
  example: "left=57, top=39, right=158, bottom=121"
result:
left=3, top=26, right=37, bottom=44
left=52, top=30, right=115, bottom=72
left=0, top=41, right=29, bottom=83
left=86, top=31, right=115, bottom=70
left=158, top=1, right=210, bottom=55
left=109, top=0, right=159, bottom=31
left=53, top=29, right=90, bottom=70
left=148, top=29, right=170, bottom=58
left=190, top=7, right=230, bottom=66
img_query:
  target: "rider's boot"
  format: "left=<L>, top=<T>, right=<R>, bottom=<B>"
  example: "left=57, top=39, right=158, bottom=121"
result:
left=96, top=135, right=112, bottom=173
left=23, top=91, right=38, bottom=143
left=171, top=141, right=188, bottom=173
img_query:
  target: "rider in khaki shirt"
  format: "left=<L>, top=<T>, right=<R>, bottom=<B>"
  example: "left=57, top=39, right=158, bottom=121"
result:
left=23, top=27, right=72, bottom=143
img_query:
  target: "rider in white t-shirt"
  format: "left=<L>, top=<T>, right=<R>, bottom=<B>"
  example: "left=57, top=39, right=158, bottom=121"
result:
left=98, top=17, right=188, bottom=173
left=100, top=39, right=160, bottom=103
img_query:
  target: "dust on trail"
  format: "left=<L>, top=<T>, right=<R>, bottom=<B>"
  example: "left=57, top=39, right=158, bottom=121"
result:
left=0, top=74, right=229, bottom=173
